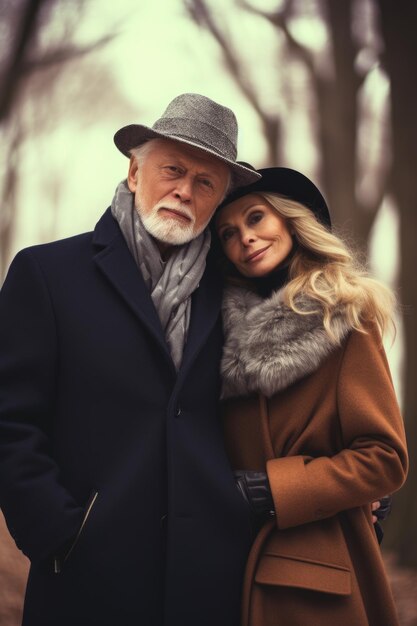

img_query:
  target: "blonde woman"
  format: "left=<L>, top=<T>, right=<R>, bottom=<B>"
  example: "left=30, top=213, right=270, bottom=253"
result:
left=214, top=168, right=408, bottom=626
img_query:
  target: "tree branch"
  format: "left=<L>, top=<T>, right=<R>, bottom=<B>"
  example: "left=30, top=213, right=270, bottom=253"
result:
left=0, top=0, right=46, bottom=120
left=185, top=0, right=265, bottom=118
left=237, top=0, right=316, bottom=75
left=185, top=0, right=282, bottom=161
left=21, top=34, right=117, bottom=74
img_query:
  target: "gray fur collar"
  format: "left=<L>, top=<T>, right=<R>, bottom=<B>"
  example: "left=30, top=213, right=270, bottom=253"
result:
left=221, top=285, right=353, bottom=399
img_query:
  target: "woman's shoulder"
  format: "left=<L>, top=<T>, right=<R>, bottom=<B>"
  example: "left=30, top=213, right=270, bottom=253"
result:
left=337, top=320, right=395, bottom=394
left=342, top=319, right=385, bottom=353
left=346, top=320, right=391, bottom=369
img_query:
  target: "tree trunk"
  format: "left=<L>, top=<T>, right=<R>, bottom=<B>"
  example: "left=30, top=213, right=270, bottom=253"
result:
left=319, top=0, right=358, bottom=232
left=377, top=0, right=417, bottom=567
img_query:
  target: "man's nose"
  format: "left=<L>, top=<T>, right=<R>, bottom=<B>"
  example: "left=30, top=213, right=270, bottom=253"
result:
left=174, top=177, right=193, bottom=202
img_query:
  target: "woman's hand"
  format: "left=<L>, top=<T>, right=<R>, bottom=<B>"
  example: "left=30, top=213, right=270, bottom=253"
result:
left=371, top=495, right=392, bottom=524
left=234, top=470, right=275, bottom=517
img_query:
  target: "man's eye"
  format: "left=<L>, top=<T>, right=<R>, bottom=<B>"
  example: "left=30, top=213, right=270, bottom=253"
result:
left=164, top=165, right=181, bottom=174
left=199, top=178, right=214, bottom=189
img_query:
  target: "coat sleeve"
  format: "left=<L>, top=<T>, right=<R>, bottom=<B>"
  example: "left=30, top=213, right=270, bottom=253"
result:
left=0, top=250, right=83, bottom=561
left=266, top=324, right=408, bottom=529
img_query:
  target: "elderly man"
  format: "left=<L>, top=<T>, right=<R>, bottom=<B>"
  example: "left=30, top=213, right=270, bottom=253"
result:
left=0, top=94, right=260, bottom=626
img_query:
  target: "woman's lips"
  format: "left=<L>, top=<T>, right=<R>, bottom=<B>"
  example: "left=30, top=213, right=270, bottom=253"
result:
left=245, top=245, right=271, bottom=263
left=159, top=207, right=192, bottom=222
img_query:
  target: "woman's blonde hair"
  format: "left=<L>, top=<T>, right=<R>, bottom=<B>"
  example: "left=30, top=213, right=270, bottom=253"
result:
left=242, top=192, right=395, bottom=340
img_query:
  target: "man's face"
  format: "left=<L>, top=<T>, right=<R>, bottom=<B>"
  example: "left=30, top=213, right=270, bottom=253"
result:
left=127, top=139, right=230, bottom=246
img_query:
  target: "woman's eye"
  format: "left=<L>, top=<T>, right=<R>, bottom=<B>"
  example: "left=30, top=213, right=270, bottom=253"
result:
left=248, top=212, right=263, bottom=225
left=220, top=229, right=234, bottom=242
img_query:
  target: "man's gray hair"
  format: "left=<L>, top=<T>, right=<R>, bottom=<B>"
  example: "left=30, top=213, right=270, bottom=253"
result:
left=130, top=139, right=233, bottom=201
left=130, top=140, right=159, bottom=167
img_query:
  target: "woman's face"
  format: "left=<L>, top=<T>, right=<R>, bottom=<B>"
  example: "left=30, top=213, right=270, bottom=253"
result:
left=216, top=193, right=294, bottom=278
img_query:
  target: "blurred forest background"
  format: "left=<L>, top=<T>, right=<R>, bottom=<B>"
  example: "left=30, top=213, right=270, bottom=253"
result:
left=0, top=0, right=416, bottom=624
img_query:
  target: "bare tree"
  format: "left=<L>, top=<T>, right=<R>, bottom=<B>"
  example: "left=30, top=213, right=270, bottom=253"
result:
left=185, top=0, right=387, bottom=252
left=376, top=0, right=417, bottom=568
left=0, top=0, right=115, bottom=278
left=0, top=0, right=114, bottom=122
left=185, top=0, right=283, bottom=165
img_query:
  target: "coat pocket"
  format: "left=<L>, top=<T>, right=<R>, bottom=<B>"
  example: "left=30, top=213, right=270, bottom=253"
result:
left=255, top=552, right=351, bottom=596
left=54, top=490, right=98, bottom=573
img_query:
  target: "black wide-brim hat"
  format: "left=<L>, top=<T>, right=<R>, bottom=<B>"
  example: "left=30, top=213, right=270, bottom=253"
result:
left=218, top=166, right=331, bottom=228
left=114, top=93, right=261, bottom=189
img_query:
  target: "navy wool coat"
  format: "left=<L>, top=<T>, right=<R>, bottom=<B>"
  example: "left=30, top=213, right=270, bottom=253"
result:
left=0, top=209, right=253, bottom=626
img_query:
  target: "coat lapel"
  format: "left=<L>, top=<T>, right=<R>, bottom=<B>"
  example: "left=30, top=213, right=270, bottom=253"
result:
left=178, top=253, right=223, bottom=384
left=92, top=209, right=174, bottom=370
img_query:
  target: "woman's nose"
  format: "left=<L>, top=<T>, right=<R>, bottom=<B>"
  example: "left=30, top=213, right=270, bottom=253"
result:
left=241, top=229, right=256, bottom=246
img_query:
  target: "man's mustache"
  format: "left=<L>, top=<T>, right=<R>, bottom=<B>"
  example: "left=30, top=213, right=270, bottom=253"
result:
left=153, top=202, right=195, bottom=225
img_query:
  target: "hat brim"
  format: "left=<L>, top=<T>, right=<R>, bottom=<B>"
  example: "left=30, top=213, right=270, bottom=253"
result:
left=114, top=124, right=261, bottom=188
left=217, top=167, right=331, bottom=228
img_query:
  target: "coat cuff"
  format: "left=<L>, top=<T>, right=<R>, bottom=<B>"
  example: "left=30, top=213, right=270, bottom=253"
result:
left=266, top=456, right=315, bottom=529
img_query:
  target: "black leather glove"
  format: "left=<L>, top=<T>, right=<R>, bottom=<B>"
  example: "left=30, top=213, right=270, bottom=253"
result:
left=373, top=495, right=392, bottom=545
left=234, top=470, right=275, bottom=517
left=374, top=495, right=392, bottom=522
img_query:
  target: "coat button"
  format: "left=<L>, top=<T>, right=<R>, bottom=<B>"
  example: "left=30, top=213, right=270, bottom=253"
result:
left=175, top=407, right=182, bottom=417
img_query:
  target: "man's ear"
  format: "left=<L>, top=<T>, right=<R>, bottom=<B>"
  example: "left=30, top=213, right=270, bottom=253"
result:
left=127, top=156, right=139, bottom=192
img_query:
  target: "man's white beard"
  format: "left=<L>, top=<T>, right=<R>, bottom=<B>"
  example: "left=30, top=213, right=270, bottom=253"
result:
left=137, top=200, right=208, bottom=245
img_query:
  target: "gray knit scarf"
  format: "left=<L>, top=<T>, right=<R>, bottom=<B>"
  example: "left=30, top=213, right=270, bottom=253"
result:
left=111, top=180, right=211, bottom=370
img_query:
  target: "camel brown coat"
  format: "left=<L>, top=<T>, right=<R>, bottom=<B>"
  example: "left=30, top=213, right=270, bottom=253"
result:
left=221, top=286, right=408, bottom=626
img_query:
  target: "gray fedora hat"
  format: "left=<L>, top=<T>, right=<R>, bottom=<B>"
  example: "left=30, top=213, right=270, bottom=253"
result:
left=114, top=93, right=261, bottom=188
